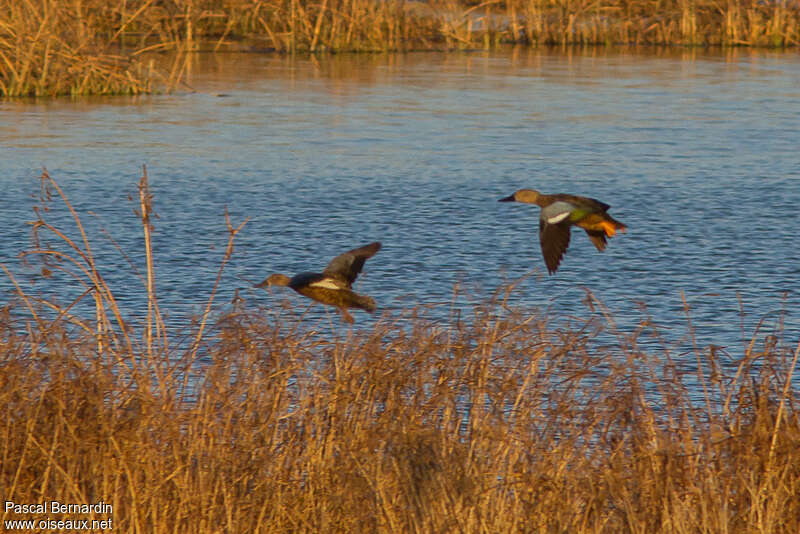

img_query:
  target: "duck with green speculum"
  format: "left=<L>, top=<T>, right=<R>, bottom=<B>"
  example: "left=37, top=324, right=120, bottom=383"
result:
left=499, top=189, right=627, bottom=275
left=256, top=242, right=381, bottom=323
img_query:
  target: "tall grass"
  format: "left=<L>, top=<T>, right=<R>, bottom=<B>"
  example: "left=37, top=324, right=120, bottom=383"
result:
left=2, top=0, right=799, bottom=96
left=0, top=0, right=148, bottom=96
left=1, top=169, right=799, bottom=532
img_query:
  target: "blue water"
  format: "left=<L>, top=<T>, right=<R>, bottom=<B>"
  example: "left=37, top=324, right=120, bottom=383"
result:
left=2, top=49, right=799, bottom=360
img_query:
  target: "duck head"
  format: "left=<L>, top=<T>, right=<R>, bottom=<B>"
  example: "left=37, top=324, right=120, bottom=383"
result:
left=256, top=273, right=291, bottom=288
left=498, top=189, right=541, bottom=204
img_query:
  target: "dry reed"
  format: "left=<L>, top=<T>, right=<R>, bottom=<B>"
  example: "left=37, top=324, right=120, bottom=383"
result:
left=2, top=0, right=799, bottom=96
left=1, top=169, right=799, bottom=532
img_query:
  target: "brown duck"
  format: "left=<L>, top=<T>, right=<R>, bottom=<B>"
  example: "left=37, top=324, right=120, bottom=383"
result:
left=499, top=189, right=626, bottom=274
left=256, top=242, right=381, bottom=322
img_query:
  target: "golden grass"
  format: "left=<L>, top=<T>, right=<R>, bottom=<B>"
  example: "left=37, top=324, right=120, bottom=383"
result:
left=1, top=168, right=799, bottom=532
left=1, top=0, right=799, bottom=95
left=0, top=0, right=152, bottom=96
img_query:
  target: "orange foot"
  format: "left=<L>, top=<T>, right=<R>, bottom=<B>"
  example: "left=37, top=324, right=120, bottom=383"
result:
left=600, top=221, right=617, bottom=237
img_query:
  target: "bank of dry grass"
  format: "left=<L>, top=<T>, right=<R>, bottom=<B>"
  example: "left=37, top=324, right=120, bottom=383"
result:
left=2, top=0, right=799, bottom=96
left=1, top=0, right=151, bottom=96
left=2, top=169, right=800, bottom=532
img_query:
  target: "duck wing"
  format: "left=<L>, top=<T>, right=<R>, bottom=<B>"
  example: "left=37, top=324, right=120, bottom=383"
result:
left=288, top=272, right=346, bottom=291
left=322, top=242, right=382, bottom=287
left=584, top=230, right=607, bottom=252
left=539, top=203, right=573, bottom=274
left=551, top=194, right=610, bottom=213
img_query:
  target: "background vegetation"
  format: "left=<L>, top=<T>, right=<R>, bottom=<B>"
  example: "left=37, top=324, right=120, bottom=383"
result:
left=1, top=0, right=799, bottom=96
left=1, top=169, right=799, bottom=532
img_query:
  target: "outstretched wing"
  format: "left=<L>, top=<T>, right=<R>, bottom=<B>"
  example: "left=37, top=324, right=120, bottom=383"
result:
left=322, top=242, right=382, bottom=287
left=539, top=220, right=571, bottom=274
left=539, top=203, right=573, bottom=274
left=584, top=229, right=608, bottom=252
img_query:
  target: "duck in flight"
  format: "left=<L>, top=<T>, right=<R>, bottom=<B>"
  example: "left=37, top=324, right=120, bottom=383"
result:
left=499, top=189, right=626, bottom=274
left=256, top=242, right=381, bottom=323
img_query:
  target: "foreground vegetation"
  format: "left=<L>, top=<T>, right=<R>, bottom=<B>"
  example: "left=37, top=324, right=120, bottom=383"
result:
left=1, top=169, right=799, bottom=532
left=2, top=0, right=799, bottom=96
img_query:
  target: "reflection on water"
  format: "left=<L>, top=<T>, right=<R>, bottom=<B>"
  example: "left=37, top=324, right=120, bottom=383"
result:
left=1, top=48, right=799, bottom=359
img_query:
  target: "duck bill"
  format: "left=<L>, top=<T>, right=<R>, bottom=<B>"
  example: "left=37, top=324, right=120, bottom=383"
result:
left=498, top=194, right=515, bottom=202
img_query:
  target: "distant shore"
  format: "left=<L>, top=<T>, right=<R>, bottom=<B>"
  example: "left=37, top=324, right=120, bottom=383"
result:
left=2, top=0, right=799, bottom=96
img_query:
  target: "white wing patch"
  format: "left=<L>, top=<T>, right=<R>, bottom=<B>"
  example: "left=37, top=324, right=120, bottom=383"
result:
left=546, top=211, right=571, bottom=224
left=309, top=278, right=343, bottom=290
